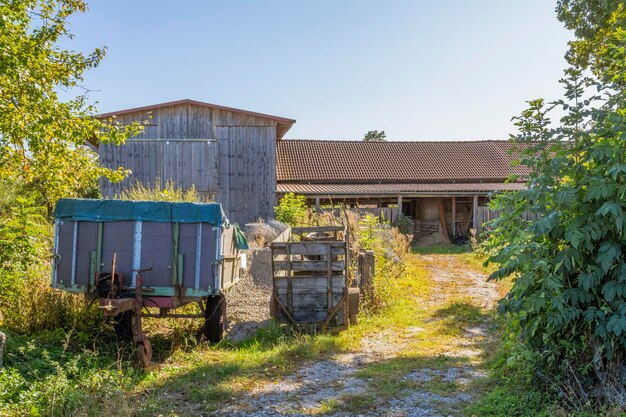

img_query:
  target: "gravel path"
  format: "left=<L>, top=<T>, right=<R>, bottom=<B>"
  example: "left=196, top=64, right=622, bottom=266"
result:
left=210, top=254, right=501, bottom=417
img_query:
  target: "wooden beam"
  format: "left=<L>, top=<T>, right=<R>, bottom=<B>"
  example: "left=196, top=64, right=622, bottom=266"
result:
left=473, top=195, right=479, bottom=231
left=451, top=196, right=456, bottom=238
left=437, top=197, right=449, bottom=239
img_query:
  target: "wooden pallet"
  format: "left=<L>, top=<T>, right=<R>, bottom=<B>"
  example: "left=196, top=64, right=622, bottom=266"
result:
left=270, top=226, right=350, bottom=330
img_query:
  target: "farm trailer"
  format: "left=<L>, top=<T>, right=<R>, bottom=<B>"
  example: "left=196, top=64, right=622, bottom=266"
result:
left=52, top=198, right=248, bottom=367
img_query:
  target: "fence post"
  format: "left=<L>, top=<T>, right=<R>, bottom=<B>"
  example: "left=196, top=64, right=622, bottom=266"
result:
left=360, top=250, right=375, bottom=299
left=473, top=195, right=479, bottom=232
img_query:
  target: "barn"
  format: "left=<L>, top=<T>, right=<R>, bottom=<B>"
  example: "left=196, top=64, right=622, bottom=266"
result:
left=275, top=140, right=529, bottom=240
left=97, top=99, right=526, bottom=238
left=97, top=99, right=295, bottom=224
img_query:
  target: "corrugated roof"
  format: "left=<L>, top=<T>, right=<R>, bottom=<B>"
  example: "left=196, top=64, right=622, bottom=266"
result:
left=276, top=140, right=528, bottom=183
left=277, top=182, right=525, bottom=195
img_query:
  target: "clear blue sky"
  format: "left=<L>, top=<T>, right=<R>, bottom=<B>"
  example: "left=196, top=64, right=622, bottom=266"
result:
left=62, top=1, right=572, bottom=140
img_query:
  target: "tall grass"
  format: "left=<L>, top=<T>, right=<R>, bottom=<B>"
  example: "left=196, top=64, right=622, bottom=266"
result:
left=117, top=178, right=207, bottom=202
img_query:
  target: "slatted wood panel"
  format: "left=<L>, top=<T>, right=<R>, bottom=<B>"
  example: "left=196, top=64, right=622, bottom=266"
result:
left=99, top=140, right=218, bottom=199
left=476, top=207, right=538, bottom=233
left=216, top=126, right=277, bottom=224
left=271, top=238, right=348, bottom=329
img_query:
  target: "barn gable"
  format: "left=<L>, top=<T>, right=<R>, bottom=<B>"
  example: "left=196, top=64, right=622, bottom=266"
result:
left=98, top=99, right=295, bottom=224
left=98, top=99, right=295, bottom=140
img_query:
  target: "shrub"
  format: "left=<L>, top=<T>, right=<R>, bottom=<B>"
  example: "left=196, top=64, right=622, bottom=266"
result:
left=0, top=177, right=106, bottom=334
left=392, top=213, right=414, bottom=236
left=274, top=193, right=308, bottom=226
left=484, top=26, right=626, bottom=407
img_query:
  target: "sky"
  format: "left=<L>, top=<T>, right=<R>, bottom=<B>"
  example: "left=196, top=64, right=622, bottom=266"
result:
left=61, top=1, right=573, bottom=141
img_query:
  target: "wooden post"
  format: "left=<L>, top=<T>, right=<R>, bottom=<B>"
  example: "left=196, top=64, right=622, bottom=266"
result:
left=437, top=197, right=449, bottom=239
left=451, top=196, right=456, bottom=238
left=315, top=196, right=321, bottom=213
left=360, top=251, right=375, bottom=300
left=397, top=195, right=403, bottom=221
left=473, top=195, right=479, bottom=231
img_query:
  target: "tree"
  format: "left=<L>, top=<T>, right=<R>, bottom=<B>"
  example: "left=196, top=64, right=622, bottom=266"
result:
left=0, top=0, right=143, bottom=333
left=0, top=0, right=143, bottom=214
left=363, top=130, right=387, bottom=142
left=556, top=0, right=625, bottom=77
left=484, top=9, right=626, bottom=405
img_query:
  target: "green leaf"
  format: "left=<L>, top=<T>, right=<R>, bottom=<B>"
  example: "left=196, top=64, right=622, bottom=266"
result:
left=602, top=280, right=620, bottom=302
left=565, top=228, right=584, bottom=248
left=597, top=242, right=621, bottom=273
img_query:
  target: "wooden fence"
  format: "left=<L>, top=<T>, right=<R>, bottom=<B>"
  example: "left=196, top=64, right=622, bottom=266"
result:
left=476, top=207, right=538, bottom=233
left=355, top=250, right=375, bottom=299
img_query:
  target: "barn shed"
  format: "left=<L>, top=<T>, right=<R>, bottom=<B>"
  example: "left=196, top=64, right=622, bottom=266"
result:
left=97, top=99, right=295, bottom=225
left=276, top=140, right=529, bottom=241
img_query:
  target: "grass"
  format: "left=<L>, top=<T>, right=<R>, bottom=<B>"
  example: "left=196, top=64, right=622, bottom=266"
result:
left=0, top=249, right=567, bottom=416
left=134, top=256, right=433, bottom=415
left=411, top=243, right=472, bottom=255
left=0, top=251, right=431, bottom=416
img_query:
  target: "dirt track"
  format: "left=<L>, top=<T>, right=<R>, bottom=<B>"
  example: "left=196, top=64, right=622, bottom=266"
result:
left=210, top=254, right=501, bottom=417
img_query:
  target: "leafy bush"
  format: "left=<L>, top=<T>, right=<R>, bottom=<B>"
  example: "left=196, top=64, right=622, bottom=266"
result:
left=484, top=14, right=626, bottom=407
left=392, top=213, right=414, bottom=235
left=274, top=193, right=308, bottom=226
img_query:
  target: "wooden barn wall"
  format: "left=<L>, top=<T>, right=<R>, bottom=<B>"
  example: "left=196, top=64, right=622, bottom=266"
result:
left=99, top=104, right=278, bottom=224
left=216, top=126, right=277, bottom=224
left=99, top=140, right=219, bottom=200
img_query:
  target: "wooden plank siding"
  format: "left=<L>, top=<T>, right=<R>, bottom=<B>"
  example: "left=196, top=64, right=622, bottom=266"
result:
left=99, top=140, right=219, bottom=200
left=99, top=103, right=279, bottom=224
left=216, top=126, right=277, bottom=224
left=104, top=103, right=277, bottom=139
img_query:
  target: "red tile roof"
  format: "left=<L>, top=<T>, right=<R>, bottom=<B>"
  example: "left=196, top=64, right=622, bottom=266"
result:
left=276, top=140, right=528, bottom=184
left=277, top=182, right=525, bottom=195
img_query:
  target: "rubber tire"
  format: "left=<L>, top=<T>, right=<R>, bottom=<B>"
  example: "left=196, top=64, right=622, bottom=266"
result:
left=114, top=311, right=133, bottom=342
left=204, top=294, right=226, bottom=343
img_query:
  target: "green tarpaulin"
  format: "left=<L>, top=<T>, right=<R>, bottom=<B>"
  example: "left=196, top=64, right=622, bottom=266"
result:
left=54, top=198, right=226, bottom=226
left=233, top=224, right=249, bottom=250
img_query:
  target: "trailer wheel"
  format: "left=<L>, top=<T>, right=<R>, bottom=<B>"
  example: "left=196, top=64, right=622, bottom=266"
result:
left=204, top=294, right=226, bottom=343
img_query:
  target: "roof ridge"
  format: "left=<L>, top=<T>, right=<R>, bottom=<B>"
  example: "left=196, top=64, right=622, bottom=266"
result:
left=98, top=98, right=296, bottom=124
left=281, top=139, right=511, bottom=143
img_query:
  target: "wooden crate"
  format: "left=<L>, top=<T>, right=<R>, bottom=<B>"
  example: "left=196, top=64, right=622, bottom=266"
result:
left=270, top=226, right=350, bottom=330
